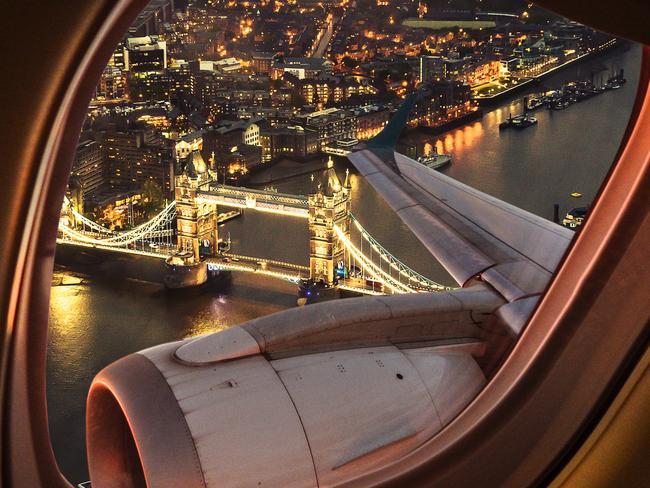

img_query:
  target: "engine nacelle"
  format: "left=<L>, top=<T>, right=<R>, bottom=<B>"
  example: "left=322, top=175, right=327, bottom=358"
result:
left=87, top=289, right=499, bottom=487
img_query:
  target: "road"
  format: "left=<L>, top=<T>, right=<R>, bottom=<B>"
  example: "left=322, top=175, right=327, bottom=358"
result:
left=311, top=13, right=334, bottom=58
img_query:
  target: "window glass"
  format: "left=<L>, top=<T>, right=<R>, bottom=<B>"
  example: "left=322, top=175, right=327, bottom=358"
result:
left=48, top=0, right=641, bottom=484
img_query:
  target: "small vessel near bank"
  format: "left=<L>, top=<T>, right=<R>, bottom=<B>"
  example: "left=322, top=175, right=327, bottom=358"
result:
left=417, top=150, right=452, bottom=170
left=606, top=68, right=627, bottom=87
left=499, top=113, right=538, bottom=130
left=550, top=99, right=570, bottom=110
left=527, top=97, right=546, bottom=110
left=512, top=114, right=537, bottom=128
left=537, top=69, right=627, bottom=112
left=500, top=97, right=538, bottom=130
left=562, top=206, right=589, bottom=230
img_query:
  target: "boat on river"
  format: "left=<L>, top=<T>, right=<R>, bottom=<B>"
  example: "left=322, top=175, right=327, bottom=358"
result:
left=417, top=151, right=452, bottom=170
left=500, top=113, right=537, bottom=130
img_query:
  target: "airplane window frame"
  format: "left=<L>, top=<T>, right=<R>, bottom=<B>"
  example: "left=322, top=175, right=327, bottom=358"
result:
left=1, top=1, right=648, bottom=487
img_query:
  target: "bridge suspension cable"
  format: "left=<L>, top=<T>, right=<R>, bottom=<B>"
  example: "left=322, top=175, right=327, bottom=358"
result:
left=59, top=201, right=176, bottom=247
left=63, top=196, right=115, bottom=235
left=334, top=224, right=414, bottom=294
left=348, top=214, right=452, bottom=292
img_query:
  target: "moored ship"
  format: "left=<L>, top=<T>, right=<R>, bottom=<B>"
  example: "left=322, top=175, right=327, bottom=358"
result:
left=500, top=113, right=538, bottom=130
left=417, top=151, right=452, bottom=170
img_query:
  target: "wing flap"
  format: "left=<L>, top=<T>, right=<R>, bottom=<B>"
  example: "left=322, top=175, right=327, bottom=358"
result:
left=348, top=148, right=573, bottom=299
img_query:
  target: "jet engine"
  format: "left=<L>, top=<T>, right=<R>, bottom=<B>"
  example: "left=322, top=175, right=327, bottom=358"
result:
left=86, top=287, right=510, bottom=487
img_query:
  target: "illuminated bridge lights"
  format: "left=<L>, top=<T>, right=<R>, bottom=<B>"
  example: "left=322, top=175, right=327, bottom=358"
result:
left=219, top=253, right=310, bottom=272
left=56, top=238, right=169, bottom=259
left=196, top=192, right=309, bottom=218
left=58, top=198, right=447, bottom=295
left=60, top=200, right=177, bottom=247
left=333, top=224, right=413, bottom=294
left=350, top=215, right=451, bottom=292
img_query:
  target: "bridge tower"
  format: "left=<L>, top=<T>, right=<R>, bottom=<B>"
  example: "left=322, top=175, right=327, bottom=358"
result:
left=174, top=151, right=217, bottom=261
left=308, top=157, right=352, bottom=285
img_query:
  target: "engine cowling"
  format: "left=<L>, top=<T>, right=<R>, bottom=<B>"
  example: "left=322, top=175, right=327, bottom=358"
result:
left=86, top=289, right=500, bottom=487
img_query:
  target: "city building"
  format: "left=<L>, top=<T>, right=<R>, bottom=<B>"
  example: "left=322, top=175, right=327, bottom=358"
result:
left=351, top=104, right=390, bottom=140
left=124, top=36, right=169, bottom=101
left=101, top=127, right=174, bottom=196
left=251, top=52, right=278, bottom=74
left=127, top=0, right=175, bottom=37
left=293, top=108, right=357, bottom=150
left=459, top=60, right=501, bottom=87
left=95, top=65, right=127, bottom=101
left=70, top=140, right=106, bottom=207
left=124, top=36, right=168, bottom=75
left=419, top=55, right=447, bottom=83
left=428, top=80, right=472, bottom=110
left=271, top=57, right=331, bottom=80
left=260, top=126, right=318, bottom=162
left=203, top=117, right=264, bottom=156
left=175, top=131, right=203, bottom=160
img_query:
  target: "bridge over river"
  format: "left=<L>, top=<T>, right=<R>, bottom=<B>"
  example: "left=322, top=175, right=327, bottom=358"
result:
left=58, top=159, right=449, bottom=295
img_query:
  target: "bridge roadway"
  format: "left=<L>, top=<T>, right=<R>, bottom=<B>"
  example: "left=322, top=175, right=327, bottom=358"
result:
left=208, top=255, right=389, bottom=295
left=56, top=237, right=403, bottom=295
left=206, top=254, right=308, bottom=282
left=196, top=182, right=309, bottom=218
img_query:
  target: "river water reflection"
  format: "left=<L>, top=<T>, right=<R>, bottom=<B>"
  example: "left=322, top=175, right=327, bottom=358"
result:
left=48, top=43, right=641, bottom=484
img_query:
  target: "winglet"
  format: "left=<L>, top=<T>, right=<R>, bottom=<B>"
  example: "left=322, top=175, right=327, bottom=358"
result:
left=366, top=93, right=417, bottom=151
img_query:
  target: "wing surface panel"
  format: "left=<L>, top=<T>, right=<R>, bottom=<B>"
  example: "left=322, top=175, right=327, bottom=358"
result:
left=348, top=148, right=573, bottom=300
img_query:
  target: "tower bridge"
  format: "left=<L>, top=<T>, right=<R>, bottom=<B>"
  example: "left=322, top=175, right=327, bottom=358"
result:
left=196, top=183, right=309, bottom=218
left=58, top=155, right=450, bottom=295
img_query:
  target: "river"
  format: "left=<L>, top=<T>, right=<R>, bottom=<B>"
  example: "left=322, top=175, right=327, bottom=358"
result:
left=47, top=43, right=642, bottom=484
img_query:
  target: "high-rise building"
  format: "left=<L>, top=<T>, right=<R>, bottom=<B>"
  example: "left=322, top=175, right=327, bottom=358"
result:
left=124, top=36, right=169, bottom=101
left=168, top=61, right=193, bottom=94
left=127, top=0, right=175, bottom=37
left=428, top=80, right=472, bottom=109
left=101, top=128, right=174, bottom=196
left=124, top=36, right=167, bottom=76
left=420, top=55, right=445, bottom=83
left=70, top=140, right=106, bottom=207
left=96, top=65, right=127, bottom=100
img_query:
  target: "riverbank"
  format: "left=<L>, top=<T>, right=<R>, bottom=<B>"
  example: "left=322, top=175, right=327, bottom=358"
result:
left=475, top=38, right=626, bottom=106
left=413, top=108, right=484, bottom=136
left=245, top=41, right=627, bottom=184
left=245, top=108, right=483, bottom=186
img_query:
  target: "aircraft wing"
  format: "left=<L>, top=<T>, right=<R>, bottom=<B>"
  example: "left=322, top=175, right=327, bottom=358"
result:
left=348, top=147, right=574, bottom=303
